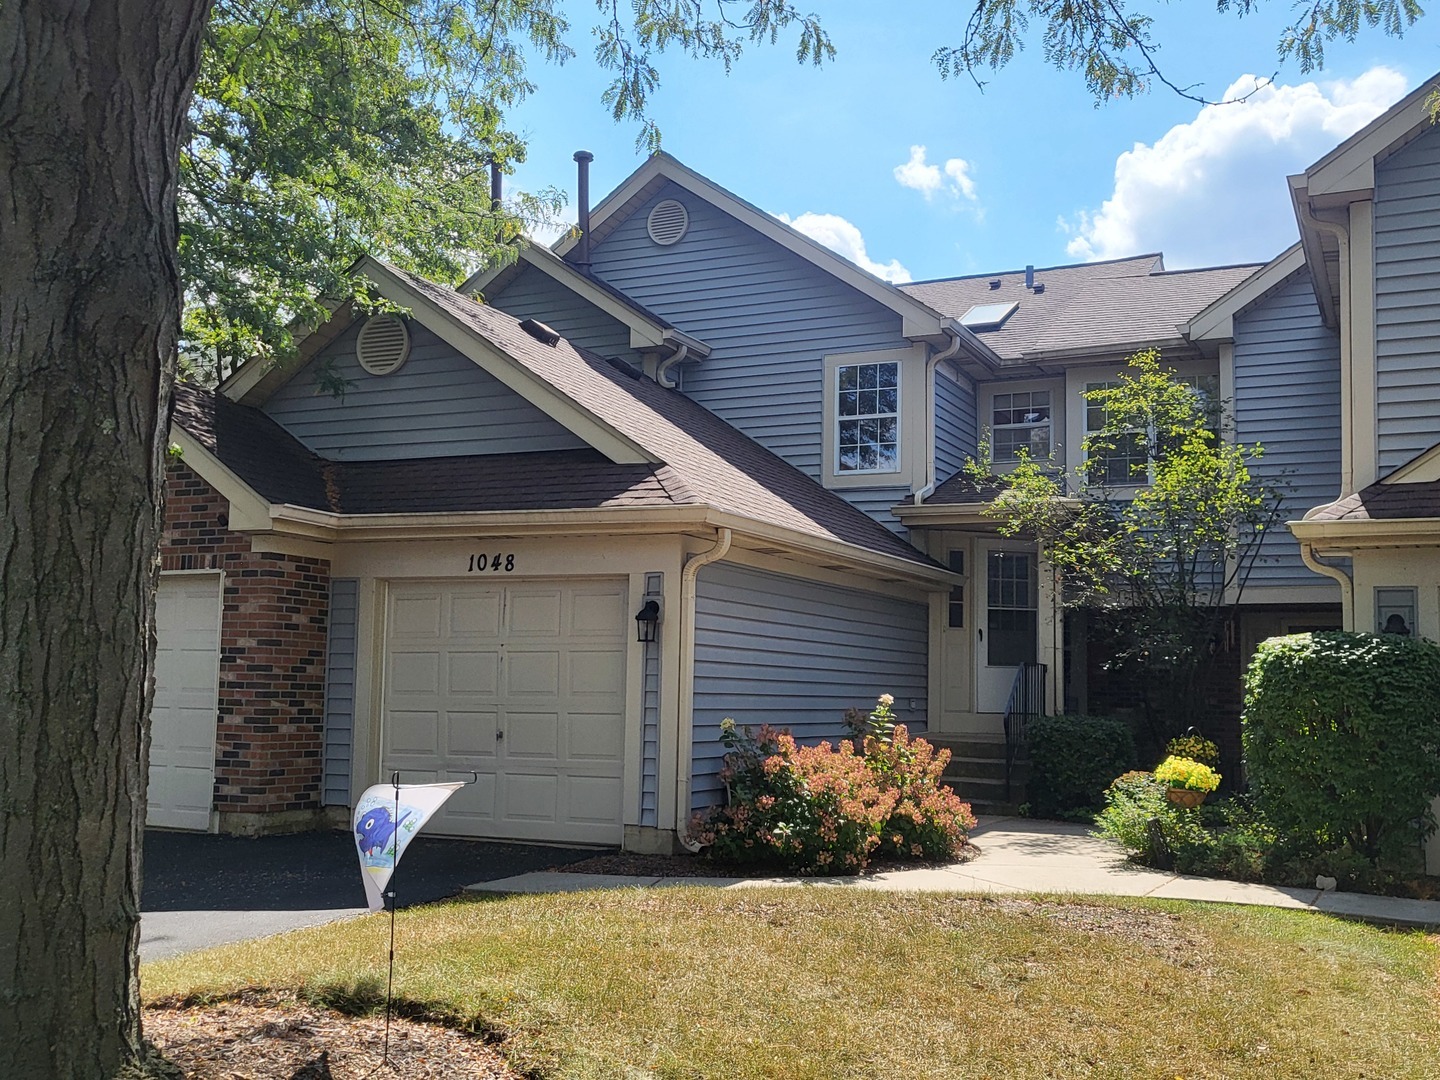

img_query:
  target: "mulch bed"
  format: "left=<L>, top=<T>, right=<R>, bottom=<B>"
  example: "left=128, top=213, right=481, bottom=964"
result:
left=144, top=991, right=519, bottom=1079
left=546, top=842, right=981, bottom=879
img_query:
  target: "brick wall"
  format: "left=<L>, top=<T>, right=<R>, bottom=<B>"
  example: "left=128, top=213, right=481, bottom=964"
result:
left=161, top=462, right=332, bottom=826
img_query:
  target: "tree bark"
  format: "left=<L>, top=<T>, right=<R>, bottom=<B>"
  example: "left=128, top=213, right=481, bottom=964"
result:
left=0, top=2, right=211, bottom=1075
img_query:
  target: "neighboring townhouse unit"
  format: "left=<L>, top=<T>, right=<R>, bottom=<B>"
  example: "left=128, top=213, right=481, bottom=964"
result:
left=148, top=76, right=1435, bottom=847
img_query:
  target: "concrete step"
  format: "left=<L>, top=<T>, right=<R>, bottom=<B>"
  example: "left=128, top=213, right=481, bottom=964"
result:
left=924, top=736, right=1011, bottom=760
left=942, top=755, right=1030, bottom=783
left=941, top=774, right=1027, bottom=811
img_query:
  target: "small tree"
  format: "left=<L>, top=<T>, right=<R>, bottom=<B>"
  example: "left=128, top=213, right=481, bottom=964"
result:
left=973, top=349, right=1286, bottom=742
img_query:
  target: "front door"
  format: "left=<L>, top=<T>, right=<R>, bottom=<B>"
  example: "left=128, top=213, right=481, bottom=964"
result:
left=975, top=547, right=1038, bottom=713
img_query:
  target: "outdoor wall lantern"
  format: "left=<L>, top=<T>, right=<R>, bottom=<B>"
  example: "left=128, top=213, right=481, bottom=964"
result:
left=635, top=600, right=661, bottom=643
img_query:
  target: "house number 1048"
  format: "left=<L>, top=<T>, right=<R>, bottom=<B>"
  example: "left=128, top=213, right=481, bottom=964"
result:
left=468, top=553, right=516, bottom=573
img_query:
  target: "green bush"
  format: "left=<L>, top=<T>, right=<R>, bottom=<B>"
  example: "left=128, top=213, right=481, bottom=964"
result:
left=1026, top=714, right=1135, bottom=817
left=1243, top=631, right=1440, bottom=867
left=1095, top=774, right=1275, bottom=878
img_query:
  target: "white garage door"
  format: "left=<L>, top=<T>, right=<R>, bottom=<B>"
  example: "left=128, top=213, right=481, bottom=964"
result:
left=382, top=580, right=628, bottom=844
left=149, top=573, right=222, bottom=830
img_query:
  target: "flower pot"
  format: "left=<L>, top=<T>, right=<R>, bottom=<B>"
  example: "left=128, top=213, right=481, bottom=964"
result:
left=1166, top=787, right=1207, bottom=809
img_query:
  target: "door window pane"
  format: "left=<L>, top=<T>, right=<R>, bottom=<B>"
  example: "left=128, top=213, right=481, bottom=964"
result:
left=987, top=551, right=1037, bottom=666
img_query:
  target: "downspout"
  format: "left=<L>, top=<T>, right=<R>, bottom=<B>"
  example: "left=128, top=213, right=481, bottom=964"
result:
left=674, top=527, right=733, bottom=850
left=912, top=327, right=965, bottom=505
left=1295, top=199, right=1353, bottom=495
left=655, top=344, right=688, bottom=389
left=1299, top=539, right=1355, bottom=630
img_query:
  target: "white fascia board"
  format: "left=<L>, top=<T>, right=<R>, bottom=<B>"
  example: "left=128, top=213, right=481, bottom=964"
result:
left=554, top=154, right=948, bottom=340
left=1306, top=77, right=1439, bottom=198
left=357, top=258, right=654, bottom=465
left=1288, top=516, right=1440, bottom=545
left=1379, top=441, right=1440, bottom=485
left=1183, top=244, right=1306, bottom=344
left=222, top=297, right=353, bottom=405
left=167, top=429, right=275, bottom=532
left=262, top=500, right=951, bottom=586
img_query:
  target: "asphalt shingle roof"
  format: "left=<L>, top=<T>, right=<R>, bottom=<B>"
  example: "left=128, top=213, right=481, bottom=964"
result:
left=174, top=265, right=938, bottom=570
left=387, top=265, right=934, bottom=566
left=900, top=255, right=1263, bottom=362
left=172, top=385, right=685, bottom=514
left=1306, top=479, right=1440, bottom=522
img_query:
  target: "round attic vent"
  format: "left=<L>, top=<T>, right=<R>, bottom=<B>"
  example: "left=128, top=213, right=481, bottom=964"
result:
left=355, top=313, right=410, bottom=376
left=647, top=199, right=689, bottom=246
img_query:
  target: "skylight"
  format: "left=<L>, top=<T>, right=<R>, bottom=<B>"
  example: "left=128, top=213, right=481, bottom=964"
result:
left=959, top=301, right=1019, bottom=331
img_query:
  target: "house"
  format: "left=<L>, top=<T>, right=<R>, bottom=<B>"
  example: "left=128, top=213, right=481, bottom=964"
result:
left=150, top=77, right=1436, bottom=848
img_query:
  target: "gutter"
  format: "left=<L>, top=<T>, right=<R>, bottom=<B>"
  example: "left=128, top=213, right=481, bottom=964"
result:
left=1298, top=539, right=1355, bottom=629
left=674, top=527, right=732, bottom=850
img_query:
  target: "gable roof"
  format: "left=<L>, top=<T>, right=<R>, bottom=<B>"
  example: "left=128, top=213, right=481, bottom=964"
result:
left=174, top=385, right=688, bottom=513
left=1291, top=73, right=1440, bottom=325
left=1182, top=244, right=1308, bottom=348
left=550, top=152, right=956, bottom=344
left=460, top=238, right=711, bottom=358
left=900, top=255, right=1262, bottom=363
left=175, top=260, right=943, bottom=575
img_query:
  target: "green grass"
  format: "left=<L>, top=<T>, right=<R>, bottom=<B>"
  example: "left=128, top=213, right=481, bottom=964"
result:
left=144, top=889, right=1440, bottom=1079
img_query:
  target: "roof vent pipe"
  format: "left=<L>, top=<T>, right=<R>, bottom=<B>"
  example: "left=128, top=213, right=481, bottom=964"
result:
left=489, top=158, right=503, bottom=211
left=1024, top=264, right=1034, bottom=289
left=574, top=149, right=594, bottom=275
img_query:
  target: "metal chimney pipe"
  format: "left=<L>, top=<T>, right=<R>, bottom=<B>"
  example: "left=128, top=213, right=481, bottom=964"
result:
left=574, top=149, right=594, bottom=274
left=1024, top=264, right=1035, bottom=289
left=489, top=158, right=503, bottom=211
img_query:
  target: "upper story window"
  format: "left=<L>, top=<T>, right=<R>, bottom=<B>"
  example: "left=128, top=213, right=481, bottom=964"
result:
left=992, top=390, right=1051, bottom=462
left=837, top=361, right=899, bottom=473
left=1085, top=375, right=1218, bottom=485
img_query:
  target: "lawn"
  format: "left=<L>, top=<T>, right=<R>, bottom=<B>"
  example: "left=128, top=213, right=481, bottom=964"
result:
left=144, top=888, right=1440, bottom=1079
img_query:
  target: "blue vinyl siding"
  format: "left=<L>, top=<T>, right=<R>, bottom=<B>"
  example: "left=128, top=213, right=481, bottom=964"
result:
left=263, top=320, right=588, bottom=460
left=690, top=563, right=929, bottom=811
left=1374, top=122, right=1440, bottom=474
left=585, top=182, right=914, bottom=524
left=841, top=486, right=912, bottom=534
left=934, top=367, right=978, bottom=482
left=323, top=579, right=359, bottom=806
left=1233, top=270, right=1342, bottom=588
left=486, top=265, right=648, bottom=370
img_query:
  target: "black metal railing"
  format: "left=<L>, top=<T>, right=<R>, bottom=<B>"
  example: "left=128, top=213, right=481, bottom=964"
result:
left=1003, top=661, right=1046, bottom=800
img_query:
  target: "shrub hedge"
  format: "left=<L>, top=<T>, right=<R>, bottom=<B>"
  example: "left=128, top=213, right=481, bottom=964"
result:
left=1243, top=630, right=1440, bottom=867
left=1026, top=713, right=1135, bottom=817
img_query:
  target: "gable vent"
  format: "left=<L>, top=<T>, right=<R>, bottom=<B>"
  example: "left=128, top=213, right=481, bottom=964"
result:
left=647, top=199, right=689, bottom=246
left=355, top=313, right=411, bottom=376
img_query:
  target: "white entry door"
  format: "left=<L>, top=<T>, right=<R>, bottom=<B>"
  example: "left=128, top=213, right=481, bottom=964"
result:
left=381, top=580, right=628, bottom=845
left=974, top=547, right=1039, bottom=714
left=148, top=574, right=222, bottom=830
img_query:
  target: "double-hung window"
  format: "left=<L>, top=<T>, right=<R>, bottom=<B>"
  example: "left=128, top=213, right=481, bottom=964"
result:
left=1085, top=375, right=1218, bottom=485
left=991, top=390, right=1052, bottom=462
left=836, top=361, right=900, bottom=474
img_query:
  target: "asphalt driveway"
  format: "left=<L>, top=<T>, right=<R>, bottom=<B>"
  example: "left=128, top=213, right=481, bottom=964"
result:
left=140, top=828, right=598, bottom=961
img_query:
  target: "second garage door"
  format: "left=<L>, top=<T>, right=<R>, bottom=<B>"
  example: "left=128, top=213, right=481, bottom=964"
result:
left=382, top=580, right=628, bottom=844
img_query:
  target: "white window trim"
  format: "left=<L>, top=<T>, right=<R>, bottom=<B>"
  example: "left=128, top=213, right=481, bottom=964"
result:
left=977, top=378, right=1064, bottom=476
left=1064, top=358, right=1221, bottom=488
left=822, top=346, right=925, bottom=490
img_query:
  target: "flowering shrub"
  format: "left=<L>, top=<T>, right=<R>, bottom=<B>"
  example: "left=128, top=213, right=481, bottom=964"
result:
left=1154, top=755, right=1221, bottom=793
left=689, top=696, right=976, bottom=873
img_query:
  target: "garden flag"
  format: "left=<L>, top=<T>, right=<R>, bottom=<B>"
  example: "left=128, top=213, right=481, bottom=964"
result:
left=353, top=780, right=465, bottom=912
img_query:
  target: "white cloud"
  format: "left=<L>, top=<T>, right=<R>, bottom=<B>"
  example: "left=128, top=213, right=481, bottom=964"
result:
left=894, top=145, right=979, bottom=202
left=775, top=211, right=911, bottom=283
left=1064, top=66, right=1409, bottom=267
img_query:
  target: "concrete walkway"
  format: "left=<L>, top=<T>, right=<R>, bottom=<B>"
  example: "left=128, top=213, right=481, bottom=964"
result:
left=466, top=816, right=1440, bottom=929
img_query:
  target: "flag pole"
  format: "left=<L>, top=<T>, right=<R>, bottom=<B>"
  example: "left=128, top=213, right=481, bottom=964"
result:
left=382, top=770, right=401, bottom=1067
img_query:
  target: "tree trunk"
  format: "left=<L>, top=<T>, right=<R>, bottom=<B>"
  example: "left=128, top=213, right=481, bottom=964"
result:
left=0, top=2, right=210, bottom=1075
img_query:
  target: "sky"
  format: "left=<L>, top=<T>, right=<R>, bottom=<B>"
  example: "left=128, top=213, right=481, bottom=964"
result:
left=499, top=3, right=1438, bottom=283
